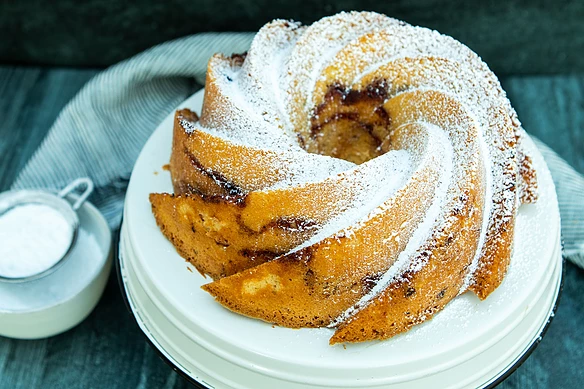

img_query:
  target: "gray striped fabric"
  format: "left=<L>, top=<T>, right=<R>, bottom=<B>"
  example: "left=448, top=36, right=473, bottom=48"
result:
left=533, top=139, right=584, bottom=268
left=10, top=33, right=584, bottom=269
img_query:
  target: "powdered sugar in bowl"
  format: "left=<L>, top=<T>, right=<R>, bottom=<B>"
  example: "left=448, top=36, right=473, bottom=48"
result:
left=0, top=178, right=93, bottom=282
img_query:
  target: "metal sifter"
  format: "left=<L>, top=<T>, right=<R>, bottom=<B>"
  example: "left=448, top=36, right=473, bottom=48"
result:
left=0, top=178, right=94, bottom=282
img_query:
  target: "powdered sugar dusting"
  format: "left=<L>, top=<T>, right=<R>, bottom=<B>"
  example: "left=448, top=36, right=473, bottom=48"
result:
left=461, top=128, right=493, bottom=292
left=283, top=148, right=414, bottom=255
left=239, top=20, right=305, bottom=134
left=183, top=11, right=533, bottom=335
left=203, top=58, right=300, bottom=152
left=331, top=124, right=454, bottom=325
left=282, top=12, right=400, bottom=134
left=179, top=118, right=354, bottom=190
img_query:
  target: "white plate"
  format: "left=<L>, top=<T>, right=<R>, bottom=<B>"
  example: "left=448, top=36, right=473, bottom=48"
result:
left=121, top=89, right=562, bottom=387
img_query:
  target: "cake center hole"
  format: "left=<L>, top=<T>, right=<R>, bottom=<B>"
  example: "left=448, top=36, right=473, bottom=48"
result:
left=307, top=80, right=392, bottom=165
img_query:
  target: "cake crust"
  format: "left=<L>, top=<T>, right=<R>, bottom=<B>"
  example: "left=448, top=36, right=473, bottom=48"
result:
left=150, top=11, right=538, bottom=344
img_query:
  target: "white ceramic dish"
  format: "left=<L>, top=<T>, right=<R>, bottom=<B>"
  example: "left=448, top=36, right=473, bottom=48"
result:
left=120, top=89, right=562, bottom=388
left=0, top=195, right=112, bottom=339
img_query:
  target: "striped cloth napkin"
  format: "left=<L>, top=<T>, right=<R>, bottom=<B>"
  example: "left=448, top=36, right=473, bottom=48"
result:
left=10, top=34, right=584, bottom=269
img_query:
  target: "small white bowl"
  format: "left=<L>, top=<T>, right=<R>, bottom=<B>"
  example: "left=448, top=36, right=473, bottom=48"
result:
left=0, top=194, right=112, bottom=339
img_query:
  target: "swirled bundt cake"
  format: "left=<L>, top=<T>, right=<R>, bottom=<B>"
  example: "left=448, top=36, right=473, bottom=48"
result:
left=149, top=11, right=538, bottom=344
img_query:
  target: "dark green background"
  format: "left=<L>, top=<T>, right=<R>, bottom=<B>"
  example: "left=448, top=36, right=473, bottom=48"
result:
left=1, top=0, right=584, bottom=74
left=0, top=1, right=583, bottom=388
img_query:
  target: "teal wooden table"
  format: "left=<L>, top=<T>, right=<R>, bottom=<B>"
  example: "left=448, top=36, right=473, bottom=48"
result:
left=0, top=67, right=583, bottom=388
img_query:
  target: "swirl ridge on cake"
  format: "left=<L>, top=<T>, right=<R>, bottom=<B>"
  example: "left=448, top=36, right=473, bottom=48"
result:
left=149, top=11, right=538, bottom=344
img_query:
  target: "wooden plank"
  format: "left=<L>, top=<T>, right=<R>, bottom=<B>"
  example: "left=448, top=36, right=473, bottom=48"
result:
left=0, top=66, right=99, bottom=190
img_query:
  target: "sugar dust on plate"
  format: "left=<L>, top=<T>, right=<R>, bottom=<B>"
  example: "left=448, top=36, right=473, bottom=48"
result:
left=0, top=203, right=73, bottom=279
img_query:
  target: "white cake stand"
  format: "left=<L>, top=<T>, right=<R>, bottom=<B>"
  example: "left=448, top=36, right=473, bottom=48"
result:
left=117, top=90, right=563, bottom=389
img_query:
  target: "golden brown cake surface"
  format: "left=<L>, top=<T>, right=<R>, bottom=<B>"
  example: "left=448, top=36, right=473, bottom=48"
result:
left=150, top=11, right=538, bottom=344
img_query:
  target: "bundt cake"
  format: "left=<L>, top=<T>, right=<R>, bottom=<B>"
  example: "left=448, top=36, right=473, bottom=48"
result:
left=149, top=11, right=538, bottom=344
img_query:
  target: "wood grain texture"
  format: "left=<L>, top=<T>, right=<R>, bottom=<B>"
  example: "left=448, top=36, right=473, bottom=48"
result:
left=0, top=67, right=582, bottom=388
left=0, top=67, right=99, bottom=190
